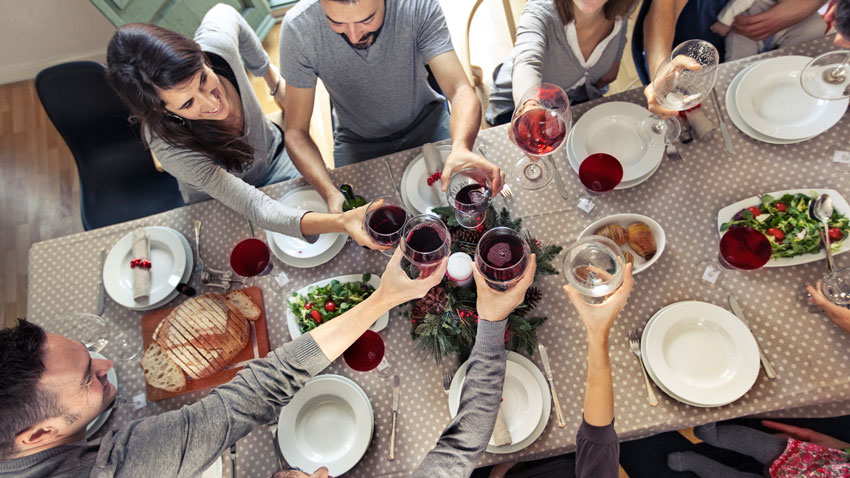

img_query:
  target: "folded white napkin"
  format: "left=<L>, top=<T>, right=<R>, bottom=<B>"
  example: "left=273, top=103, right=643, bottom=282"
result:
left=492, top=402, right=513, bottom=446
left=684, top=108, right=716, bottom=140
left=132, top=228, right=151, bottom=301
left=422, top=143, right=444, bottom=206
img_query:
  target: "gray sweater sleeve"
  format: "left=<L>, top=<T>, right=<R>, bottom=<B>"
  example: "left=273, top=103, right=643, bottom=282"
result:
left=575, top=418, right=619, bottom=478
left=92, top=334, right=330, bottom=478
left=411, top=319, right=507, bottom=478
left=195, top=3, right=270, bottom=77
left=511, top=1, right=554, bottom=108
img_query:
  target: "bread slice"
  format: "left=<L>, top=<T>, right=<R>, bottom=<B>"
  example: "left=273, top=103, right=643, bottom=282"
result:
left=141, top=343, right=186, bottom=392
left=224, top=290, right=261, bottom=321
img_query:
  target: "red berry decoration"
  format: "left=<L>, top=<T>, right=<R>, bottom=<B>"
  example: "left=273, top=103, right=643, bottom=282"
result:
left=324, top=301, right=337, bottom=312
left=426, top=172, right=442, bottom=186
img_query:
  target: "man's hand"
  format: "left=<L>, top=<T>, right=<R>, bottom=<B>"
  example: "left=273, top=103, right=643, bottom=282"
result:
left=441, top=148, right=505, bottom=196
left=710, top=21, right=732, bottom=36
left=731, top=0, right=823, bottom=41
left=338, top=201, right=390, bottom=251
left=325, top=188, right=345, bottom=214
left=807, top=281, right=850, bottom=334
left=563, top=263, right=634, bottom=341
left=471, top=254, right=537, bottom=322
left=374, top=248, right=447, bottom=308
left=762, top=420, right=850, bottom=450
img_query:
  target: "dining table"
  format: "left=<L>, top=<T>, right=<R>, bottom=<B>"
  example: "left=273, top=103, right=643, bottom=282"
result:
left=26, top=34, right=850, bottom=477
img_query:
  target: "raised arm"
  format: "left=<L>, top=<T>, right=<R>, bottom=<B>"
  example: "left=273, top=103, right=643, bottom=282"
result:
left=510, top=2, right=551, bottom=108
left=643, top=0, right=688, bottom=117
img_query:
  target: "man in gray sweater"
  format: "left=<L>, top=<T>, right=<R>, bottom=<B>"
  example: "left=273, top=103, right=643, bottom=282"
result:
left=0, top=249, right=535, bottom=478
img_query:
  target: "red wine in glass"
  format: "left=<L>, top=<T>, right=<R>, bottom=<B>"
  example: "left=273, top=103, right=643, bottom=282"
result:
left=475, top=227, right=529, bottom=290
left=579, top=153, right=624, bottom=193
left=343, top=330, right=385, bottom=372
left=719, top=226, right=772, bottom=270
left=512, top=107, right=567, bottom=156
left=230, top=238, right=271, bottom=277
left=453, top=183, right=491, bottom=213
left=367, top=204, right=407, bottom=246
left=406, top=224, right=448, bottom=264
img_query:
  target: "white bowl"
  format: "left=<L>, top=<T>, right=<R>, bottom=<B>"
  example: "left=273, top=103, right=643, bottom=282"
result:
left=578, top=213, right=666, bottom=274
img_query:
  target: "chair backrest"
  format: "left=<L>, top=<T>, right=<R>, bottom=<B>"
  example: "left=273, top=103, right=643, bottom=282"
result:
left=35, top=61, right=184, bottom=230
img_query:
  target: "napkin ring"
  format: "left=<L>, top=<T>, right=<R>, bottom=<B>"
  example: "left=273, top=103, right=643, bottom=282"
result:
left=130, top=258, right=152, bottom=269
left=427, top=172, right=442, bottom=186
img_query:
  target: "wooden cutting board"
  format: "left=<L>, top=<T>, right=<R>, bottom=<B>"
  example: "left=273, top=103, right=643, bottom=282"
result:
left=140, top=287, right=271, bottom=401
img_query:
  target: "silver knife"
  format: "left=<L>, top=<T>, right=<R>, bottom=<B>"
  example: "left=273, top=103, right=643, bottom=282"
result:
left=538, top=344, right=566, bottom=428
left=711, top=87, right=736, bottom=155
left=388, top=375, right=400, bottom=460
left=728, top=295, right=776, bottom=379
left=95, top=249, right=106, bottom=315
left=384, top=158, right=402, bottom=199
left=546, top=156, right=570, bottom=200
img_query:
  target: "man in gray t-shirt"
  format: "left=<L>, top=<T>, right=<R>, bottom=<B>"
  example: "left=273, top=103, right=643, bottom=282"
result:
left=279, top=0, right=503, bottom=212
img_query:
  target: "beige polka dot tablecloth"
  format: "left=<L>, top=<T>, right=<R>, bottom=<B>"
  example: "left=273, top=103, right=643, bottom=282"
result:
left=26, top=35, right=850, bottom=477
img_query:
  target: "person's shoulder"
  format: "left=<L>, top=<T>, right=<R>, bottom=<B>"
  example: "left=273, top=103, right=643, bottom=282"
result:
left=523, top=0, right=560, bottom=20
left=194, top=4, right=242, bottom=52
left=282, top=0, right=323, bottom=27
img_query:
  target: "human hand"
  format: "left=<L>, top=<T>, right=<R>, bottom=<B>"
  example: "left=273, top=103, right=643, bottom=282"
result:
left=761, top=420, right=850, bottom=450
left=563, top=263, right=634, bottom=341
left=710, top=21, right=732, bottom=36
left=488, top=462, right=518, bottom=478
left=471, top=254, right=537, bottom=322
left=442, top=147, right=505, bottom=196
left=731, top=1, right=819, bottom=41
left=339, top=201, right=390, bottom=251
left=645, top=55, right=702, bottom=118
left=324, top=188, right=345, bottom=214
left=374, top=247, right=447, bottom=308
left=807, top=281, right=850, bottom=335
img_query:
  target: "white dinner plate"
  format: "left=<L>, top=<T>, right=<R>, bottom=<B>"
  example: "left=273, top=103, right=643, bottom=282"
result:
left=716, top=188, right=850, bottom=267
left=285, top=274, right=387, bottom=340
left=566, top=129, right=663, bottom=190
left=569, top=102, right=665, bottom=182
left=735, top=56, right=848, bottom=140
left=86, top=351, right=118, bottom=439
left=199, top=457, right=223, bottom=478
left=726, top=62, right=817, bottom=145
left=641, top=301, right=759, bottom=407
left=448, top=351, right=550, bottom=454
left=103, top=227, right=186, bottom=309
left=278, top=375, right=373, bottom=476
left=577, top=214, right=666, bottom=275
left=271, top=187, right=341, bottom=260
left=401, top=145, right=451, bottom=215
left=267, top=229, right=347, bottom=269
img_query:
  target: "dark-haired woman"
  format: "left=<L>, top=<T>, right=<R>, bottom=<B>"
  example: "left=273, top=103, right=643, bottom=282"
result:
left=485, top=0, right=638, bottom=126
left=106, top=4, right=378, bottom=246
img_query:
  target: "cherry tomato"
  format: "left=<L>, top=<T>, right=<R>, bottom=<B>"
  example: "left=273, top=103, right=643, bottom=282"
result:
left=774, top=203, right=787, bottom=212
left=767, top=228, right=784, bottom=240
left=324, top=301, right=337, bottom=312
left=829, top=227, right=844, bottom=241
left=746, top=207, right=761, bottom=216
left=311, top=309, right=322, bottom=323
left=304, top=303, right=313, bottom=310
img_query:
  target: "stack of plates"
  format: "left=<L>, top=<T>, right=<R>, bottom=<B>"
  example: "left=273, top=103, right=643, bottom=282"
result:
left=86, top=351, right=118, bottom=438
left=567, top=101, right=665, bottom=189
left=448, top=351, right=551, bottom=453
left=103, top=226, right=192, bottom=311
left=400, top=145, right=451, bottom=215
left=278, top=375, right=373, bottom=476
left=727, top=56, right=848, bottom=144
left=641, top=301, right=760, bottom=407
left=266, top=186, right=346, bottom=268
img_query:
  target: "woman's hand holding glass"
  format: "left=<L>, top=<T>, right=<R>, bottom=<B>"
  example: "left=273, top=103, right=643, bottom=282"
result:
left=563, top=263, right=634, bottom=341
left=374, top=248, right=448, bottom=309
left=471, top=254, right=537, bottom=322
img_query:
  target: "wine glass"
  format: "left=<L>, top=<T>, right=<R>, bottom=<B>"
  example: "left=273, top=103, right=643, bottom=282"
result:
left=508, top=83, right=572, bottom=190
left=364, top=196, right=409, bottom=256
left=576, top=153, right=624, bottom=217
left=447, top=167, right=492, bottom=229
left=797, top=267, right=850, bottom=313
left=639, top=40, right=719, bottom=145
left=400, top=214, right=451, bottom=278
left=51, top=313, right=140, bottom=361
left=343, top=330, right=394, bottom=378
left=563, top=236, right=626, bottom=304
left=230, top=238, right=272, bottom=286
left=800, top=51, right=850, bottom=100
left=474, top=227, right=530, bottom=291
left=697, top=226, right=772, bottom=287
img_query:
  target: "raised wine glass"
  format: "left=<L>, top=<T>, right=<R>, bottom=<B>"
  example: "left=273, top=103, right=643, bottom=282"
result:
left=364, top=196, right=409, bottom=256
left=447, top=167, right=492, bottom=229
left=797, top=267, right=850, bottom=313
left=474, top=227, right=530, bottom=291
left=698, top=226, right=772, bottom=287
left=563, top=236, right=626, bottom=304
left=400, top=214, right=451, bottom=278
left=508, top=83, right=572, bottom=190
left=639, top=39, right=719, bottom=145
left=576, top=153, right=624, bottom=217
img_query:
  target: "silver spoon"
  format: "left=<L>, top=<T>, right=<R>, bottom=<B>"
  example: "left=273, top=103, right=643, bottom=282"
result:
left=810, top=194, right=836, bottom=272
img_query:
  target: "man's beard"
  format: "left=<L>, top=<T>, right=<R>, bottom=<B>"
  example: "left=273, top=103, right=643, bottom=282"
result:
left=341, top=26, right=382, bottom=50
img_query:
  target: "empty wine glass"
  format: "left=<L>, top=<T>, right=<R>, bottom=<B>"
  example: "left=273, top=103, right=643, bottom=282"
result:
left=639, top=39, right=719, bottom=145
left=508, top=83, right=572, bottom=190
left=801, top=51, right=850, bottom=100
left=698, top=226, right=772, bottom=287
left=52, top=313, right=140, bottom=361
left=563, top=236, right=625, bottom=304
left=797, top=267, right=850, bottom=313
left=576, top=153, right=624, bottom=217
left=400, top=214, right=451, bottom=278
left=474, top=227, right=530, bottom=291
left=364, top=196, right=409, bottom=256
left=447, top=167, right=492, bottom=228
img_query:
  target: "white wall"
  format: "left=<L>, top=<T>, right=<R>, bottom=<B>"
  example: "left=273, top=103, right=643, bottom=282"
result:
left=0, top=0, right=117, bottom=85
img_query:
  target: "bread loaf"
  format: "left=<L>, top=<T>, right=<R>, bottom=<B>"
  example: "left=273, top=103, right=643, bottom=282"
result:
left=141, top=343, right=186, bottom=392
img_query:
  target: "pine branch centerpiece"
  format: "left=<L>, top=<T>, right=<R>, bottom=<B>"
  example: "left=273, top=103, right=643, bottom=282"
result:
left=404, top=205, right=562, bottom=362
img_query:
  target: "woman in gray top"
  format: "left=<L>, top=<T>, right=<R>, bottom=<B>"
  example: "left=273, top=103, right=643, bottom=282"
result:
left=106, top=5, right=375, bottom=245
left=486, top=0, right=637, bottom=126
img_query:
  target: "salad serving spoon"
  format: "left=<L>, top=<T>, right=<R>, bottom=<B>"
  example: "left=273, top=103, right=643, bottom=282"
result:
left=810, top=194, right=836, bottom=272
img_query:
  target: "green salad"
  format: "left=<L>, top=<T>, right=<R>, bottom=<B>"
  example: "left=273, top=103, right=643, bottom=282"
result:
left=288, top=275, right=375, bottom=333
left=720, top=193, right=850, bottom=259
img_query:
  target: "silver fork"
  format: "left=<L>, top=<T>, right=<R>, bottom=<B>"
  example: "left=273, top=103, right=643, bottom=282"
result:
left=500, top=184, right=513, bottom=198
left=628, top=332, right=659, bottom=407
left=665, top=143, right=683, bottom=162
left=435, top=353, right=453, bottom=393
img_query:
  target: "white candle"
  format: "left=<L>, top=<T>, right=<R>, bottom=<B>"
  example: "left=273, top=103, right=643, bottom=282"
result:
left=447, top=252, right=474, bottom=287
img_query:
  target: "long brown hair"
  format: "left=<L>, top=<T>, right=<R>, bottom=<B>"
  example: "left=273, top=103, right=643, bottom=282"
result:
left=554, top=0, right=637, bottom=25
left=106, top=23, right=253, bottom=172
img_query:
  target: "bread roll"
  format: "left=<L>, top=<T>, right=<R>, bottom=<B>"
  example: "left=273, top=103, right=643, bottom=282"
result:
left=595, top=224, right=628, bottom=246
left=627, top=222, right=657, bottom=260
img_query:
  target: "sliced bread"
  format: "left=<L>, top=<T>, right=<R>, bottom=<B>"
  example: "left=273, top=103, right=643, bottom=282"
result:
left=141, top=343, right=186, bottom=392
left=224, top=290, right=261, bottom=321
